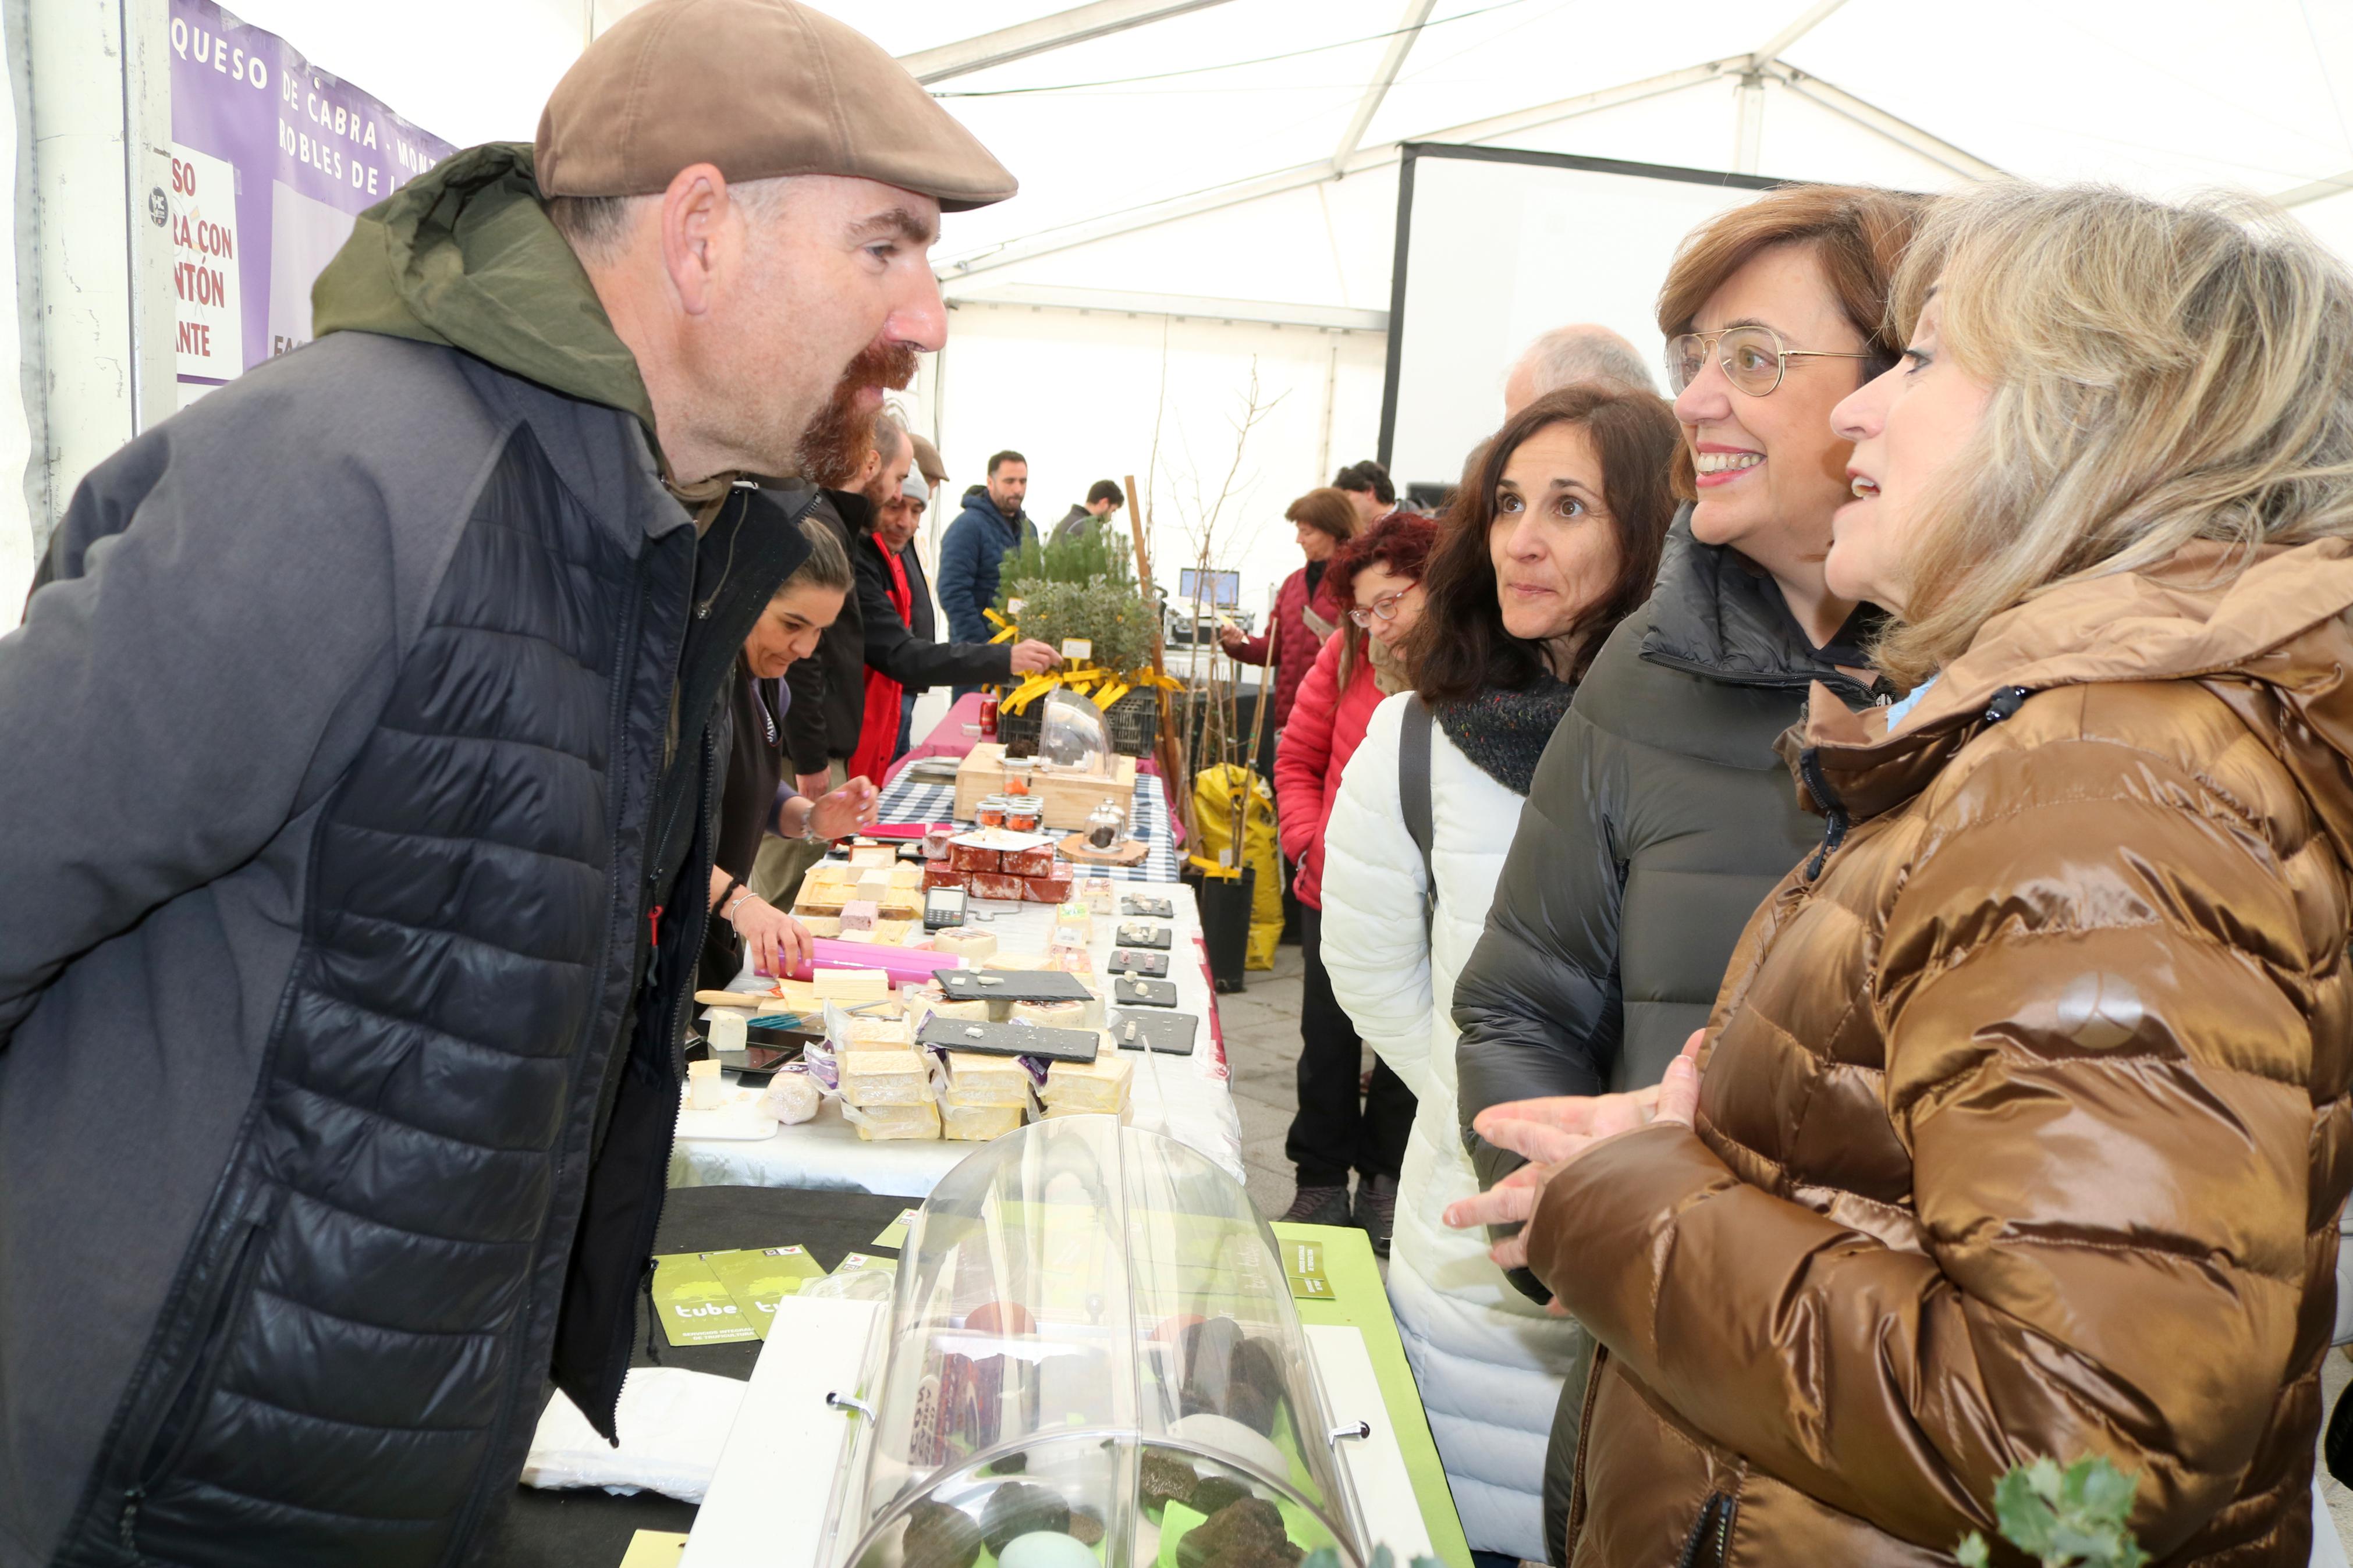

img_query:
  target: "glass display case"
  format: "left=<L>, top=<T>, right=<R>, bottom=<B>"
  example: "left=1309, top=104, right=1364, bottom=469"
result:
left=826, top=1117, right=1368, bottom=1568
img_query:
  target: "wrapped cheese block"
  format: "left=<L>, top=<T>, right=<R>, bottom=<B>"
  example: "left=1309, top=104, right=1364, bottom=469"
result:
left=1011, top=996, right=1104, bottom=1031
left=848, top=1099, right=941, bottom=1141
left=839, top=1050, right=932, bottom=1107
left=1041, top=1051, right=1133, bottom=1113
left=1024, top=874, right=1074, bottom=905
left=968, top=872, right=1025, bottom=902
left=930, top=927, right=999, bottom=962
left=847, top=844, right=897, bottom=869
left=943, top=1051, right=1032, bottom=1108
left=1053, top=900, right=1093, bottom=941
left=941, top=1101, right=1024, bottom=1142
left=920, top=996, right=993, bottom=1026
left=1002, top=845, right=1057, bottom=878
left=950, top=842, right=1002, bottom=873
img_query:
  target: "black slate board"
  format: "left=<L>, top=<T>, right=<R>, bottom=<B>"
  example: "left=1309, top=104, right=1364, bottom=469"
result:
left=1120, top=894, right=1175, bottom=919
left=1108, top=948, right=1170, bottom=977
left=917, top=1014, right=1101, bottom=1063
left=1113, top=922, right=1172, bottom=950
left=1110, top=1009, right=1198, bottom=1055
left=1112, top=976, right=1180, bottom=1008
left=938, top=968, right=1095, bottom=1004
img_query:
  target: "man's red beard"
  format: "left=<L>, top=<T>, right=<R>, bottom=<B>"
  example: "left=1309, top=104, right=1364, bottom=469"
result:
left=797, top=340, right=918, bottom=489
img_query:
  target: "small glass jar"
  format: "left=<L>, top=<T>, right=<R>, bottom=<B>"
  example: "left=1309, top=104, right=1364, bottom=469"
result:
left=1003, top=797, right=1044, bottom=834
left=1085, top=797, right=1125, bottom=851
left=974, top=796, right=1008, bottom=829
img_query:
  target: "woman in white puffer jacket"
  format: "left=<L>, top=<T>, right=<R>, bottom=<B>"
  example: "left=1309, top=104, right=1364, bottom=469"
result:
left=1319, top=386, right=1681, bottom=1562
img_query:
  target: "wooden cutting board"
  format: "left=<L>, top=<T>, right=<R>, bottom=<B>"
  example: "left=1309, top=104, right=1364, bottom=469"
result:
left=1058, top=831, right=1149, bottom=866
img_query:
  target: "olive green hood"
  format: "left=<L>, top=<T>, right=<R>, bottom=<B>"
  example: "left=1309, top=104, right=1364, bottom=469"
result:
left=311, top=142, right=656, bottom=442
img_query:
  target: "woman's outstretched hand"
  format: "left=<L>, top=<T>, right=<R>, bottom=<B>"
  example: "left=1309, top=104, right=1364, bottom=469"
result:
left=1442, top=1031, right=1706, bottom=1276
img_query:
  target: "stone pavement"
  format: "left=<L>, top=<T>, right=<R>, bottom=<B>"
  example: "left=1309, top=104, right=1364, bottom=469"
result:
left=1218, top=941, right=1313, bottom=1223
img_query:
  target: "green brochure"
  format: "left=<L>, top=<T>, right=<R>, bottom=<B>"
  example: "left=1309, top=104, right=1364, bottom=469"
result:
left=703, top=1246, right=826, bottom=1339
left=871, top=1207, right=921, bottom=1249
left=651, top=1251, right=757, bottom=1347
left=1281, top=1239, right=1334, bottom=1302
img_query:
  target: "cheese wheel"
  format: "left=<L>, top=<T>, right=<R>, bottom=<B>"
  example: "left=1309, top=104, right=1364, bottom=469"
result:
left=922, top=996, right=992, bottom=1025
left=1011, top=995, right=1105, bottom=1030
left=981, top=949, right=1055, bottom=972
left=931, top=927, right=999, bottom=961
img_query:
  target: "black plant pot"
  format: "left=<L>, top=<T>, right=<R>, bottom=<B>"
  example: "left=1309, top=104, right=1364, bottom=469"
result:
left=1186, top=864, right=1254, bottom=993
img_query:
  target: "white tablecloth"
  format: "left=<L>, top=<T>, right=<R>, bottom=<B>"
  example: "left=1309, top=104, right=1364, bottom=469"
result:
left=670, top=879, right=1241, bottom=1197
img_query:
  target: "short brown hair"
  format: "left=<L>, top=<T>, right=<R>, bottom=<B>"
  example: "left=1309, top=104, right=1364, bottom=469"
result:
left=1406, top=386, right=1681, bottom=701
left=1655, top=186, right=1925, bottom=499
left=1286, top=488, right=1358, bottom=544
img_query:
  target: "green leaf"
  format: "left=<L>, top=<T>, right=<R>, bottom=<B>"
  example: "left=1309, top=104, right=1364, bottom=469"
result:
left=1955, top=1532, right=1992, bottom=1568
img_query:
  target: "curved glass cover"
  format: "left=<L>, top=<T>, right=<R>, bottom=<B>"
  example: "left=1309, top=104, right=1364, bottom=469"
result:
left=839, top=1117, right=1365, bottom=1568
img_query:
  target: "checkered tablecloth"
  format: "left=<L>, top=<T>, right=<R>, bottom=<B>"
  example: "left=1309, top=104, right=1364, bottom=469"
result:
left=874, top=767, right=1182, bottom=882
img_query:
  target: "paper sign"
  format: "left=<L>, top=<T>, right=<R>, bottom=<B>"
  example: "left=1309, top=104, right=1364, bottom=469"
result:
left=1060, top=638, right=1093, bottom=663
left=703, top=1246, right=826, bottom=1338
left=1282, top=1240, right=1333, bottom=1302
left=168, top=144, right=243, bottom=382
left=617, top=1531, right=689, bottom=1568
left=871, top=1208, right=921, bottom=1249
left=651, top=1252, right=757, bottom=1346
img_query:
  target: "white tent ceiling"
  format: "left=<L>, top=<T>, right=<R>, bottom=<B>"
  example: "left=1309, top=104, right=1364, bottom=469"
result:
left=189, top=0, right=2353, bottom=626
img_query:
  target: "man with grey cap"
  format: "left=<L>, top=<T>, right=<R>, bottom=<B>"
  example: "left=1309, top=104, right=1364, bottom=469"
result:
left=0, top=2, right=1012, bottom=1559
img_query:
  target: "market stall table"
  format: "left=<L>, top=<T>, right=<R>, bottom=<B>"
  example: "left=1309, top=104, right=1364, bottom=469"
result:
left=670, top=879, right=1241, bottom=1194
left=873, top=763, right=1181, bottom=883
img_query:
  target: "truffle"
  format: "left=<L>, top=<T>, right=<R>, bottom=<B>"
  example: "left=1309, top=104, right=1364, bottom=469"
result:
left=981, top=1482, right=1070, bottom=1556
left=1174, top=1498, right=1302, bottom=1568
left=1067, top=1508, right=1106, bottom=1547
left=1188, top=1475, right=1251, bottom=1515
left=1140, top=1449, right=1201, bottom=1509
left=901, top=1501, right=983, bottom=1568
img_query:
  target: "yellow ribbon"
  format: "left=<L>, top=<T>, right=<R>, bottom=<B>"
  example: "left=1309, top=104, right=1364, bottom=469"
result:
left=994, top=660, right=1177, bottom=714
left=983, top=607, right=1017, bottom=645
left=1187, top=853, right=1243, bottom=880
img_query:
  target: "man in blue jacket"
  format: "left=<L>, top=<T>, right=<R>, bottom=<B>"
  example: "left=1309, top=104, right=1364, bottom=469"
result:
left=937, top=448, right=1035, bottom=695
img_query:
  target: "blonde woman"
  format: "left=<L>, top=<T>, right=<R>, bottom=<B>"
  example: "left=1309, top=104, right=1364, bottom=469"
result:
left=1453, top=184, right=2353, bottom=1565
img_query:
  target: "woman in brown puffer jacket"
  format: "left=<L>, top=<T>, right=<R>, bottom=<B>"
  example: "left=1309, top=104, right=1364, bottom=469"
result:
left=1448, top=183, right=2353, bottom=1566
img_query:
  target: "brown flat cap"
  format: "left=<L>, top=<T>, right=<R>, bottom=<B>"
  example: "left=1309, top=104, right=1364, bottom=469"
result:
left=536, top=0, right=1016, bottom=211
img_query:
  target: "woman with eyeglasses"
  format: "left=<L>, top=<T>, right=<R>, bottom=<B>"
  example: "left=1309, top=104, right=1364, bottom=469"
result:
left=1446, top=184, right=1923, bottom=1563
left=1317, top=385, right=1679, bottom=1565
left=1269, top=510, right=1439, bottom=1244
left=1453, top=181, right=2353, bottom=1568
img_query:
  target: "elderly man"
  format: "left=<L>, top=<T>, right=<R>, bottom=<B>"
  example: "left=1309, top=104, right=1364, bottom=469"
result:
left=1502, top=322, right=1656, bottom=415
left=851, top=420, right=1056, bottom=781
left=0, top=2, right=1012, bottom=1558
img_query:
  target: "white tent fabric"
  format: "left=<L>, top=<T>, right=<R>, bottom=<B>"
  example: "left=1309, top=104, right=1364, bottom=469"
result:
left=192, top=0, right=2353, bottom=610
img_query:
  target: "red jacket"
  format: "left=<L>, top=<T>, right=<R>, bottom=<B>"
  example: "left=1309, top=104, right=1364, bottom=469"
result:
left=1273, top=631, right=1386, bottom=909
left=1230, top=564, right=1339, bottom=730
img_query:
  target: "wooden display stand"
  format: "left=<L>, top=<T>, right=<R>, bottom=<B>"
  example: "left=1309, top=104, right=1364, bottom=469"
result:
left=954, top=743, right=1136, bottom=831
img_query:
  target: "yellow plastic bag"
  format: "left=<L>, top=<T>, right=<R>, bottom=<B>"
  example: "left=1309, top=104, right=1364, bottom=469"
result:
left=1190, top=765, right=1283, bottom=970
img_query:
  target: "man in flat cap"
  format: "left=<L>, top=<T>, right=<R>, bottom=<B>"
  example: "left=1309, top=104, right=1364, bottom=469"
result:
left=0, top=3, right=1012, bottom=1559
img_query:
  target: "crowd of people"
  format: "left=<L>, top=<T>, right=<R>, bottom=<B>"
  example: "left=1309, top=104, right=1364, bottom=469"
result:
left=5, top=1, right=2353, bottom=1565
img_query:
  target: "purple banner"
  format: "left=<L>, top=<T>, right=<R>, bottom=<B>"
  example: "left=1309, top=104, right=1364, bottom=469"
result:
left=168, top=0, right=456, bottom=401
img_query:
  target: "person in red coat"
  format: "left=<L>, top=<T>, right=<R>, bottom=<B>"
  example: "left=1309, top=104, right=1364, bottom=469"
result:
left=1270, top=510, right=1438, bottom=1249
left=1220, top=487, right=1356, bottom=734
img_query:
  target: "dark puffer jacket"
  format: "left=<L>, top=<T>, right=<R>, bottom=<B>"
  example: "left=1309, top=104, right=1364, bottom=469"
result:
left=0, top=145, right=812, bottom=1565
left=1453, top=513, right=1880, bottom=1177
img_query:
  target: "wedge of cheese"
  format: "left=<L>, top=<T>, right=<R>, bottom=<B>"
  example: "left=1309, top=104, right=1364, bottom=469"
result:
left=839, top=1049, right=933, bottom=1108
left=1041, top=1051, right=1133, bottom=1114
left=943, top=1051, right=1032, bottom=1109
left=941, top=1101, right=1024, bottom=1142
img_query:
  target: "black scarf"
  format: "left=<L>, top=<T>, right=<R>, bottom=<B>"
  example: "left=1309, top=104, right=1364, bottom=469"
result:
left=1435, top=678, right=1576, bottom=797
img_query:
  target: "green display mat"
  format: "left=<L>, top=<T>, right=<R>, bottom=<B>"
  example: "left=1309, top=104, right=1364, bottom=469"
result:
left=1272, top=1222, right=1470, bottom=1568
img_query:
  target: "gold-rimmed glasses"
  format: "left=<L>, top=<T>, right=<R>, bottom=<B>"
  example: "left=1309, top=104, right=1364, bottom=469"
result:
left=1665, top=324, right=1875, bottom=397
